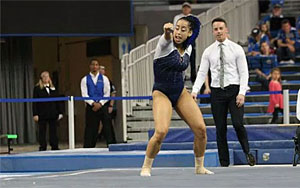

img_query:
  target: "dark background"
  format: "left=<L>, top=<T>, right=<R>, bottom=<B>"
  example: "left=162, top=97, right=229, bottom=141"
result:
left=1, top=0, right=133, bottom=36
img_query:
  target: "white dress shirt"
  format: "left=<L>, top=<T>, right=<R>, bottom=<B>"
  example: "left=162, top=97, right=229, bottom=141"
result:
left=80, top=72, right=111, bottom=106
left=44, top=84, right=50, bottom=94
left=192, top=38, right=249, bottom=95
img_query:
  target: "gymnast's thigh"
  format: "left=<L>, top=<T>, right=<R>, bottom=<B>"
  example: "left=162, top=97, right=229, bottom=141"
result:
left=175, top=88, right=206, bottom=131
left=152, top=90, right=172, bottom=133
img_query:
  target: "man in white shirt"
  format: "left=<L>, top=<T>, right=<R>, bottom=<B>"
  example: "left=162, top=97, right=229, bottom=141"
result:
left=191, top=17, right=255, bottom=167
left=80, top=59, right=116, bottom=147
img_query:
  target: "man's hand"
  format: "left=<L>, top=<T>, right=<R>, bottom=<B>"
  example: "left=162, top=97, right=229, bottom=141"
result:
left=203, top=87, right=211, bottom=95
left=108, top=106, right=113, bottom=114
left=191, top=92, right=198, bottom=101
left=33, top=115, right=39, bottom=122
left=236, top=94, right=245, bottom=108
left=58, top=114, right=63, bottom=121
left=92, top=102, right=102, bottom=112
left=287, top=44, right=295, bottom=52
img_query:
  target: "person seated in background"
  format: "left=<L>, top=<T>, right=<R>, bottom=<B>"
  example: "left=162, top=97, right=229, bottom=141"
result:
left=260, top=4, right=284, bottom=25
left=270, top=0, right=285, bottom=7
left=260, top=4, right=284, bottom=39
left=296, top=16, right=300, bottom=56
left=248, top=28, right=269, bottom=56
left=260, top=23, right=276, bottom=47
left=276, top=19, right=299, bottom=64
left=173, top=2, right=198, bottom=83
left=254, top=41, right=277, bottom=91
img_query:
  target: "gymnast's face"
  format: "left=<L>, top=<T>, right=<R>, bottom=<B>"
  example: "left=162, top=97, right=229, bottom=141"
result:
left=174, top=19, right=192, bottom=44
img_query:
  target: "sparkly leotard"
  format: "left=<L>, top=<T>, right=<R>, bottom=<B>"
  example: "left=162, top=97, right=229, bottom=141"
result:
left=153, top=35, right=192, bottom=107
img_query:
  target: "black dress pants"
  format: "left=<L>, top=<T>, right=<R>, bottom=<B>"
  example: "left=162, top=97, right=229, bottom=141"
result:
left=84, top=105, right=116, bottom=148
left=38, top=119, right=59, bottom=150
left=211, top=85, right=250, bottom=166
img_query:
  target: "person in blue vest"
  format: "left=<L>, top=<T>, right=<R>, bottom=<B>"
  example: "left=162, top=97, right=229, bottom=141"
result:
left=80, top=59, right=116, bottom=148
left=140, top=16, right=214, bottom=176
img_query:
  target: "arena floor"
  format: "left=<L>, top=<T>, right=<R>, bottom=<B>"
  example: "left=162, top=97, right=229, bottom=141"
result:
left=1, top=165, right=299, bottom=188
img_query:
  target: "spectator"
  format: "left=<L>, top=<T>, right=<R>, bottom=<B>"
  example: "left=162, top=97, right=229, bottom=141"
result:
left=260, top=23, right=272, bottom=40
left=297, top=16, right=300, bottom=36
left=267, top=68, right=283, bottom=124
left=276, top=19, right=299, bottom=64
left=173, top=2, right=192, bottom=27
left=296, top=16, right=300, bottom=56
left=260, top=4, right=284, bottom=38
left=260, top=4, right=284, bottom=26
left=248, top=28, right=269, bottom=56
left=254, top=41, right=276, bottom=91
left=80, top=59, right=116, bottom=148
left=33, top=71, right=63, bottom=151
left=98, top=65, right=117, bottom=142
left=260, top=23, right=276, bottom=46
left=270, top=0, right=284, bottom=7
left=173, top=1, right=198, bottom=83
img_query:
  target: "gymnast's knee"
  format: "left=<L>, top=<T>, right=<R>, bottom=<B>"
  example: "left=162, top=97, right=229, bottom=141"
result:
left=194, top=125, right=207, bottom=140
left=153, top=129, right=168, bottom=143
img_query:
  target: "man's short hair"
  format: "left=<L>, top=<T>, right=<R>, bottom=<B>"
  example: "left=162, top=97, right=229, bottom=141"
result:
left=281, top=19, right=290, bottom=25
left=89, top=58, right=99, bottom=65
left=211, top=17, right=227, bottom=27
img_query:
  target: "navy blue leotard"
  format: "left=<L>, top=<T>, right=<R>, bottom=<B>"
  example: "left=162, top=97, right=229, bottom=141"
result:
left=153, top=35, right=191, bottom=107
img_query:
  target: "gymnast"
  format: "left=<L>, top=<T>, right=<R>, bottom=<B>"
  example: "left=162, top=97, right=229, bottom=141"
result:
left=140, top=15, right=214, bottom=176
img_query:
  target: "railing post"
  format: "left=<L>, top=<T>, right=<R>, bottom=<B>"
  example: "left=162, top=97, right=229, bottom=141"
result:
left=68, top=96, right=75, bottom=149
left=283, top=89, right=289, bottom=124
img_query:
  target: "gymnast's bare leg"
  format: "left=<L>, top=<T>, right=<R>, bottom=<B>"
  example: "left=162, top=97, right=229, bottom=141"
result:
left=175, top=88, right=214, bottom=174
left=140, top=90, right=172, bottom=176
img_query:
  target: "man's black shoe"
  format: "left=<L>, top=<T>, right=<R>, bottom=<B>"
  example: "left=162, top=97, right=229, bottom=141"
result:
left=246, top=153, right=256, bottom=166
left=220, top=164, right=229, bottom=167
left=39, top=147, right=46, bottom=151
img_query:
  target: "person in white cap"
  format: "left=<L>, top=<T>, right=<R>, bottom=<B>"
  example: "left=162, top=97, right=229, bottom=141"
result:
left=173, top=2, right=198, bottom=83
left=173, top=2, right=192, bottom=27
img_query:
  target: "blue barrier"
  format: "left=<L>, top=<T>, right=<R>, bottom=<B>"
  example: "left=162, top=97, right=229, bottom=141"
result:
left=148, top=125, right=298, bottom=143
left=0, top=90, right=297, bottom=102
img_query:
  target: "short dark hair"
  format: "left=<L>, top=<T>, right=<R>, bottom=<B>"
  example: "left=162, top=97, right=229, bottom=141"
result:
left=211, top=17, right=227, bottom=27
left=281, top=19, right=290, bottom=25
left=89, top=58, right=99, bottom=65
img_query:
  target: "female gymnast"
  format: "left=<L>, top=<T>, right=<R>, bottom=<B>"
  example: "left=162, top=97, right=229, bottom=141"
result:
left=140, top=15, right=214, bottom=176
